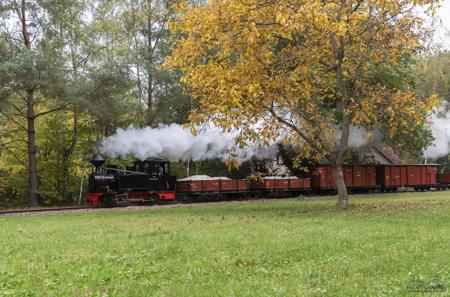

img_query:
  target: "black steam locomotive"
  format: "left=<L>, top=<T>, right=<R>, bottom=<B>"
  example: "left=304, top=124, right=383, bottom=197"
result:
left=86, top=154, right=176, bottom=207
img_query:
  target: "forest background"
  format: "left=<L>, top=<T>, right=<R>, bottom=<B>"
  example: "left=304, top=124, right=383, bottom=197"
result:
left=0, top=0, right=449, bottom=206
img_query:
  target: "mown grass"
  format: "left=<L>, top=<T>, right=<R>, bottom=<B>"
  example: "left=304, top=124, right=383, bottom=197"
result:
left=0, top=192, right=449, bottom=297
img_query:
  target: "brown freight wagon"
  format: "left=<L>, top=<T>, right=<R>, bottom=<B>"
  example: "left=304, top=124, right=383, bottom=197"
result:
left=289, top=177, right=311, bottom=190
left=249, top=177, right=311, bottom=192
left=250, top=178, right=276, bottom=190
left=310, top=164, right=377, bottom=193
left=309, top=165, right=335, bottom=191
left=437, top=173, right=450, bottom=184
left=437, top=172, right=450, bottom=189
left=376, top=164, right=438, bottom=191
left=177, top=177, right=247, bottom=193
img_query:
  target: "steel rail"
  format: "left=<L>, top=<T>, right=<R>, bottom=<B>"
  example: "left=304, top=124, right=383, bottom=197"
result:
left=0, top=206, right=95, bottom=216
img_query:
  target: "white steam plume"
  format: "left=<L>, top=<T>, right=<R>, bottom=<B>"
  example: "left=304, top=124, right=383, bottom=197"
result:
left=100, top=124, right=279, bottom=162
left=101, top=123, right=381, bottom=163
left=335, top=125, right=380, bottom=148
left=425, top=108, right=450, bottom=159
left=348, top=126, right=375, bottom=148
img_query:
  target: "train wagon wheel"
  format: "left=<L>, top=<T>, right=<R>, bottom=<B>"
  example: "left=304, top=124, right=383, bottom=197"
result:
left=99, top=193, right=116, bottom=208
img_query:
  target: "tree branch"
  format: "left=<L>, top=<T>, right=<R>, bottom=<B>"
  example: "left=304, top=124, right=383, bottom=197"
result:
left=268, top=106, right=324, bottom=153
left=1, top=145, right=27, bottom=167
left=9, top=103, right=27, bottom=117
left=0, top=112, right=27, bottom=130
left=34, top=104, right=67, bottom=119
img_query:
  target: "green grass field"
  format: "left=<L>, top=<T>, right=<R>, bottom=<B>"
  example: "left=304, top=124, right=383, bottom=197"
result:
left=0, top=192, right=449, bottom=297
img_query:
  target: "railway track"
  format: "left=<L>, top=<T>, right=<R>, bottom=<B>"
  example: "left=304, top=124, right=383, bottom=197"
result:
left=0, top=206, right=95, bottom=216
left=0, top=189, right=434, bottom=216
left=0, top=196, right=299, bottom=216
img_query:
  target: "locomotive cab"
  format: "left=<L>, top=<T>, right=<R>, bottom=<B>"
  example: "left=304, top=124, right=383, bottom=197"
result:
left=119, top=159, right=176, bottom=200
left=134, top=159, right=171, bottom=177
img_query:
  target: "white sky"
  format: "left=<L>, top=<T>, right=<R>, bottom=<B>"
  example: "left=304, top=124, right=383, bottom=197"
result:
left=435, top=1, right=450, bottom=48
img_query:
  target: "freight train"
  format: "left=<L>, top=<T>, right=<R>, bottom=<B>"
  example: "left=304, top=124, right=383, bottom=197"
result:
left=85, top=154, right=448, bottom=207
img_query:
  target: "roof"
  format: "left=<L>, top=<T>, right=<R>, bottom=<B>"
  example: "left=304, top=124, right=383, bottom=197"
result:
left=372, top=144, right=405, bottom=165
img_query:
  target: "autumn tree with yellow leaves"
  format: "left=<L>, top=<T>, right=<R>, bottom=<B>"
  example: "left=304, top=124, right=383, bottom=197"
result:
left=167, top=0, right=441, bottom=207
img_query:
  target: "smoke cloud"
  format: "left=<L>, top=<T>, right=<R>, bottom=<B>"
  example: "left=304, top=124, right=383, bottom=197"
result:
left=100, top=123, right=384, bottom=163
left=425, top=109, right=450, bottom=159
left=101, top=101, right=450, bottom=162
left=334, top=125, right=380, bottom=149
left=348, top=126, right=377, bottom=148
left=100, top=124, right=279, bottom=162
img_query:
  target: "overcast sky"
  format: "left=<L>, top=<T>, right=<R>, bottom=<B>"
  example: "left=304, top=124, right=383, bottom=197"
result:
left=435, top=1, right=450, bottom=48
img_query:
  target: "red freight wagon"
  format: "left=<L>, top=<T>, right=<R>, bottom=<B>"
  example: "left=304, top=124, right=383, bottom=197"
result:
left=276, top=178, right=291, bottom=190
left=289, top=178, right=311, bottom=190
left=249, top=178, right=276, bottom=190
left=219, top=179, right=247, bottom=191
left=177, top=177, right=247, bottom=193
left=310, top=165, right=335, bottom=190
left=289, top=178, right=302, bottom=189
left=352, top=165, right=376, bottom=188
left=376, top=165, right=437, bottom=191
left=376, top=165, right=407, bottom=188
left=407, top=165, right=437, bottom=187
left=310, top=165, right=377, bottom=192
left=437, top=172, right=450, bottom=184
left=301, top=178, right=311, bottom=189
left=249, top=177, right=311, bottom=191
left=249, top=179, right=272, bottom=190
left=437, top=173, right=450, bottom=190
left=203, top=179, right=221, bottom=192
left=343, top=166, right=354, bottom=188
left=219, top=179, right=235, bottom=191
left=176, top=180, right=204, bottom=192
left=235, top=179, right=247, bottom=191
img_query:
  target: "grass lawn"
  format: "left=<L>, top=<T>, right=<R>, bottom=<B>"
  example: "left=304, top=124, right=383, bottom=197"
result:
left=0, top=192, right=449, bottom=297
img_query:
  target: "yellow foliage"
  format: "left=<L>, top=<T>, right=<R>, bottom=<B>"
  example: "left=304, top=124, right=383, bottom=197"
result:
left=166, top=0, right=440, bottom=162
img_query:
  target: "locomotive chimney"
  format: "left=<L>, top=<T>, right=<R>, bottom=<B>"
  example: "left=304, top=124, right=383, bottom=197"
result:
left=91, top=154, right=105, bottom=171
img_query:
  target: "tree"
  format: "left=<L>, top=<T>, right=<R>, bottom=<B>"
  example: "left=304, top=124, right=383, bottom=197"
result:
left=167, top=0, right=440, bottom=207
left=0, top=0, right=133, bottom=205
left=416, top=50, right=450, bottom=166
left=106, top=0, right=185, bottom=126
left=371, top=54, right=435, bottom=161
left=417, top=50, right=450, bottom=102
left=0, top=0, right=69, bottom=205
left=87, top=0, right=192, bottom=127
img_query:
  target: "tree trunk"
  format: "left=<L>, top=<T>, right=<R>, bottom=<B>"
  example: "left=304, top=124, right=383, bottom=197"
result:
left=332, top=161, right=349, bottom=208
left=146, top=0, right=154, bottom=127
left=18, top=0, right=38, bottom=206
left=333, top=112, right=350, bottom=208
left=27, top=90, right=39, bottom=206
left=62, top=110, right=78, bottom=201
left=330, top=31, right=350, bottom=208
left=147, top=76, right=153, bottom=126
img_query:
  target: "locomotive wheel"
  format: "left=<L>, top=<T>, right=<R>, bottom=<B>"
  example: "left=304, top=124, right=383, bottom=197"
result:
left=100, top=193, right=116, bottom=208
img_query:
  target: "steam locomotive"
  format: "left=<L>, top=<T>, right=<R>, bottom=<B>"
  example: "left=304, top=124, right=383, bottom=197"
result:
left=85, top=154, right=450, bottom=207
left=86, top=154, right=176, bottom=207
